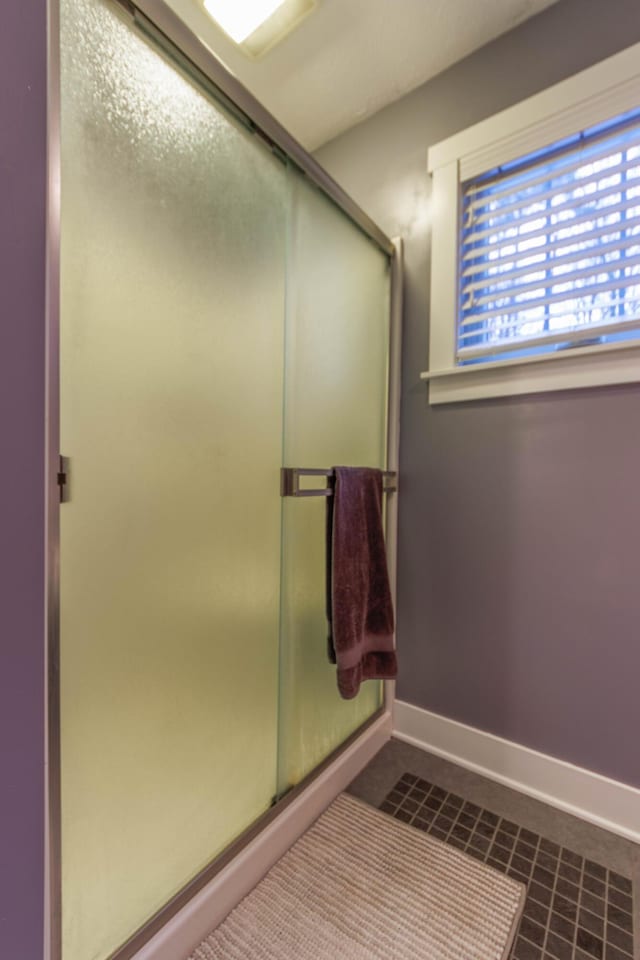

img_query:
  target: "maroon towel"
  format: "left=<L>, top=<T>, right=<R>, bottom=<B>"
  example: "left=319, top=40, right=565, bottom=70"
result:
left=326, top=467, right=397, bottom=700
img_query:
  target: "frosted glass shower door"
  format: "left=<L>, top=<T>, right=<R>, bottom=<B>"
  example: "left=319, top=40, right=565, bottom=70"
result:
left=277, top=170, right=391, bottom=793
left=59, top=1, right=286, bottom=958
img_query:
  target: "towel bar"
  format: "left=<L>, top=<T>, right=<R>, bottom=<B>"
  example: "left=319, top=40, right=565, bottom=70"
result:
left=280, top=467, right=397, bottom=498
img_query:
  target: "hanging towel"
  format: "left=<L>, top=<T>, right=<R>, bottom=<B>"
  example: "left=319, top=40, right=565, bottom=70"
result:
left=326, top=466, right=397, bottom=700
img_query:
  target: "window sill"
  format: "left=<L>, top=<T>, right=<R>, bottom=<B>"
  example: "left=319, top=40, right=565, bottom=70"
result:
left=421, top=338, right=640, bottom=404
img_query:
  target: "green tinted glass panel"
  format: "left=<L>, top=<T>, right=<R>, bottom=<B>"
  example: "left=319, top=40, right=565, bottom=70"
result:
left=277, top=170, right=391, bottom=793
left=59, top=1, right=285, bottom=957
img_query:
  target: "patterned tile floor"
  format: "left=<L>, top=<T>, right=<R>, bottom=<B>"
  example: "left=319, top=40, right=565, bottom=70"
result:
left=380, top=773, right=634, bottom=960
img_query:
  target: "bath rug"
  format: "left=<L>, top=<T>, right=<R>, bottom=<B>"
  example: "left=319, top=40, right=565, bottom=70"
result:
left=190, top=792, right=526, bottom=960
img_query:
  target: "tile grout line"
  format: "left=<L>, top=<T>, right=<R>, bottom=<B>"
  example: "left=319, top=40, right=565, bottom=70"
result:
left=384, top=773, right=635, bottom=960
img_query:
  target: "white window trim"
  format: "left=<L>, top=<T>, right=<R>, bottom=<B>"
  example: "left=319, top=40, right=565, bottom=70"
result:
left=424, top=41, right=640, bottom=404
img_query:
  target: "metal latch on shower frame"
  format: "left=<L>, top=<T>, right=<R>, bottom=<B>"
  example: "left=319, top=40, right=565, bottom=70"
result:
left=58, top=456, right=71, bottom=503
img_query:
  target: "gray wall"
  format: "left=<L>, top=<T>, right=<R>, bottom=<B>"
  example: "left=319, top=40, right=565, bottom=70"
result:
left=0, top=1, right=47, bottom=956
left=318, top=0, right=640, bottom=788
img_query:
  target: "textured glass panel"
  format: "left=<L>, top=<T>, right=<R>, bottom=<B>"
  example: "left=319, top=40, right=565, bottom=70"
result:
left=278, top=170, right=390, bottom=792
left=59, top=2, right=285, bottom=958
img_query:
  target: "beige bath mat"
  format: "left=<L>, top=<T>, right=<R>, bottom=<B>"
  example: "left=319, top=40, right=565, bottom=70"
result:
left=190, top=792, right=526, bottom=960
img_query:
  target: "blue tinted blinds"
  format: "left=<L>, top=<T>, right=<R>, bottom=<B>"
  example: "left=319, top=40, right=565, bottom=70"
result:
left=459, top=113, right=640, bottom=364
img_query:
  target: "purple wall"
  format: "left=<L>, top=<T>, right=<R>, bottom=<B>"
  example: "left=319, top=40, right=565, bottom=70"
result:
left=318, top=0, right=640, bottom=787
left=0, top=1, right=47, bottom=956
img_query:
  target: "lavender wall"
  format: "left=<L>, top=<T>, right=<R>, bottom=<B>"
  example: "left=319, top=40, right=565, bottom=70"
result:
left=0, top=1, right=47, bottom=956
left=318, top=0, right=640, bottom=788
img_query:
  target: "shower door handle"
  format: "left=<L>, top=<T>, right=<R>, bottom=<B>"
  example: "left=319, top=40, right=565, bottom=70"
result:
left=58, top=455, right=71, bottom=503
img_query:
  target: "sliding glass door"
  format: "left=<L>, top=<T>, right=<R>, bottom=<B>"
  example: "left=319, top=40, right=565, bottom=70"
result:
left=60, top=1, right=286, bottom=957
left=277, top=170, right=391, bottom=795
left=58, top=2, right=392, bottom=958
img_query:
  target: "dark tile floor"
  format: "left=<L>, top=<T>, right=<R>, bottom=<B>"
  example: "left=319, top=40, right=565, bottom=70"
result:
left=381, top=772, right=633, bottom=960
left=347, top=739, right=639, bottom=960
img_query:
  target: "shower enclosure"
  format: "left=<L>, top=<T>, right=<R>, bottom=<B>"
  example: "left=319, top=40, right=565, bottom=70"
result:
left=50, top=1, right=401, bottom=959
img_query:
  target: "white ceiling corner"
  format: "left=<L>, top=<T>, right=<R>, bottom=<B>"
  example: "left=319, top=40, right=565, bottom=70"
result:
left=163, top=0, right=562, bottom=150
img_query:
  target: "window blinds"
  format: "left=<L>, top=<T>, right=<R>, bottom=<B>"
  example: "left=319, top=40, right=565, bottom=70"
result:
left=459, top=112, right=640, bottom=364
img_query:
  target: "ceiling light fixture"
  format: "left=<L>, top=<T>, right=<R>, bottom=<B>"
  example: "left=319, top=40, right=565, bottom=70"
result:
left=203, top=0, right=288, bottom=44
left=203, top=0, right=316, bottom=58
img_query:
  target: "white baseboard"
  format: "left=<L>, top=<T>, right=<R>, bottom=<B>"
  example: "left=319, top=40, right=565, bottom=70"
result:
left=393, top=700, right=640, bottom=844
left=132, top=711, right=392, bottom=960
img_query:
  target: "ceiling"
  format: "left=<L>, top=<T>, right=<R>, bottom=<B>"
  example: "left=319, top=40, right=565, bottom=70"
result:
left=163, top=0, right=561, bottom=150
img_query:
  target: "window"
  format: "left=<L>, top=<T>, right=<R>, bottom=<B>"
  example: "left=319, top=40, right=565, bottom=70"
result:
left=425, top=42, right=640, bottom=403
left=461, top=112, right=640, bottom=364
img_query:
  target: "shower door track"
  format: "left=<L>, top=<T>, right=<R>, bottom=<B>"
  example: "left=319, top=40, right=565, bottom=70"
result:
left=45, top=1, right=403, bottom=958
left=106, top=710, right=391, bottom=960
